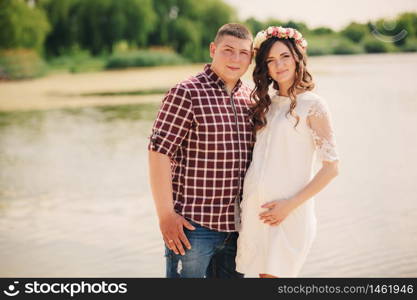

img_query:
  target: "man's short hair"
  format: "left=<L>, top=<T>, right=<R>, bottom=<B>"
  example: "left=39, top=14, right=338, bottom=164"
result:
left=214, top=23, right=253, bottom=44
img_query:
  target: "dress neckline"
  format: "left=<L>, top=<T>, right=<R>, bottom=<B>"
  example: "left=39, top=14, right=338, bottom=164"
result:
left=271, top=91, right=308, bottom=103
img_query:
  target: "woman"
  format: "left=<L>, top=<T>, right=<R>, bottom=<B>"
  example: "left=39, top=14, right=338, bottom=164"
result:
left=236, top=26, right=340, bottom=278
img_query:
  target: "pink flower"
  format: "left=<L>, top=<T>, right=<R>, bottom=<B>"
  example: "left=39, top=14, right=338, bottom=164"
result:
left=278, top=27, right=287, bottom=36
left=254, top=26, right=308, bottom=54
left=301, top=39, right=308, bottom=48
left=293, top=32, right=300, bottom=39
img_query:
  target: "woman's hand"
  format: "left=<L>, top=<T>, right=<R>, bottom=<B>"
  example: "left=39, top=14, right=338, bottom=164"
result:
left=259, top=198, right=297, bottom=226
left=258, top=161, right=339, bottom=227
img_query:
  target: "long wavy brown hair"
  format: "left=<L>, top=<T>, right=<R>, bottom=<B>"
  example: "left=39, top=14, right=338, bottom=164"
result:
left=251, top=37, right=314, bottom=134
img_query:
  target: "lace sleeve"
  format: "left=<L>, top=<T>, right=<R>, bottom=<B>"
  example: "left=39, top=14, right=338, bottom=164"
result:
left=307, top=99, right=339, bottom=162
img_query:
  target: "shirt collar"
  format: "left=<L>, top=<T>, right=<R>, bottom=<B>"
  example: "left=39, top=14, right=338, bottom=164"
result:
left=203, top=64, right=243, bottom=94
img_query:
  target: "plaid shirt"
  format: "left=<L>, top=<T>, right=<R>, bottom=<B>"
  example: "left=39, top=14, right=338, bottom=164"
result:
left=148, top=64, right=254, bottom=232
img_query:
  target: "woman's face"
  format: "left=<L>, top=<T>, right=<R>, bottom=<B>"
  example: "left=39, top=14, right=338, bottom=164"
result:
left=266, top=41, right=296, bottom=87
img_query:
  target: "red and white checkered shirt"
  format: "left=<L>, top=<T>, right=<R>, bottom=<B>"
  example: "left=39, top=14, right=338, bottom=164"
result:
left=148, top=64, right=254, bottom=232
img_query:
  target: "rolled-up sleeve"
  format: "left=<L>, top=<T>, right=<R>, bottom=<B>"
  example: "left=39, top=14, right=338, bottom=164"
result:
left=148, top=84, right=194, bottom=158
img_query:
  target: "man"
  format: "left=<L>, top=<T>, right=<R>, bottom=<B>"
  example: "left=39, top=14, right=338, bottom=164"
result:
left=148, top=23, right=254, bottom=278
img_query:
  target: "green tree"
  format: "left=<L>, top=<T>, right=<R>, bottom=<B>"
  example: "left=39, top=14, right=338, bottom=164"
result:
left=0, top=0, right=50, bottom=51
left=396, top=12, right=417, bottom=37
left=197, top=0, right=237, bottom=47
left=122, top=0, right=156, bottom=47
left=39, top=0, right=80, bottom=56
left=41, top=0, right=156, bottom=56
left=74, top=0, right=108, bottom=54
left=244, top=17, right=264, bottom=36
left=282, top=20, right=309, bottom=34
left=148, top=0, right=177, bottom=45
left=311, top=26, right=334, bottom=35
left=149, top=0, right=236, bottom=61
left=170, top=17, right=202, bottom=61
left=392, top=12, right=417, bottom=46
left=341, top=22, right=368, bottom=43
left=263, top=18, right=285, bottom=29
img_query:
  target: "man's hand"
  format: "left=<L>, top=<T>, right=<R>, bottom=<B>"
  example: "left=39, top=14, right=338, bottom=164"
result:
left=159, top=212, right=196, bottom=255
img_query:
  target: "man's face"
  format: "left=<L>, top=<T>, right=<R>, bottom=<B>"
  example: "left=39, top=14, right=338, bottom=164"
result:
left=209, top=35, right=253, bottom=85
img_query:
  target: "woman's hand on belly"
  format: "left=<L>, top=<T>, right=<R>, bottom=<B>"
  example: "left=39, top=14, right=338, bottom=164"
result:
left=259, top=198, right=297, bottom=226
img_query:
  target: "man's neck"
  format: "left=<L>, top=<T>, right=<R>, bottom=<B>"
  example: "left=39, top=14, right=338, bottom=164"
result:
left=210, top=65, right=238, bottom=95
left=224, top=81, right=238, bottom=95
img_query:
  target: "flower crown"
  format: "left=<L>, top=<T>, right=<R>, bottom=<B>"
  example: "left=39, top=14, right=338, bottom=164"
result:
left=253, top=26, right=308, bottom=54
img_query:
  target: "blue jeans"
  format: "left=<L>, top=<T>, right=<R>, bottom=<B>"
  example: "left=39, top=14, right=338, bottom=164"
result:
left=165, top=219, right=244, bottom=278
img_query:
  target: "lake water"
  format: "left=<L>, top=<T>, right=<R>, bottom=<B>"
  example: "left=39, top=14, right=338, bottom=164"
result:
left=0, top=53, right=416, bottom=277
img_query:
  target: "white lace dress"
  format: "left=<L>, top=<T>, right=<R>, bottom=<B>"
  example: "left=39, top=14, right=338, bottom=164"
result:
left=236, top=91, right=339, bottom=277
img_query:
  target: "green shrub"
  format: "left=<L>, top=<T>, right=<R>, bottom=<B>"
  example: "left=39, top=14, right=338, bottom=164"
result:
left=363, top=38, right=389, bottom=53
left=47, top=49, right=107, bottom=73
left=304, top=34, right=335, bottom=56
left=105, top=50, right=188, bottom=69
left=341, top=22, right=368, bottom=43
left=400, top=39, right=417, bottom=52
left=310, top=27, right=334, bottom=35
left=0, top=49, right=47, bottom=80
left=332, top=39, right=363, bottom=55
left=307, top=45, right=331, bottom=56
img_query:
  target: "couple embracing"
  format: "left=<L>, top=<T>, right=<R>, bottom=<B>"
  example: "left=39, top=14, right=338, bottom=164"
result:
left=148, top=23, right=339, bottom=278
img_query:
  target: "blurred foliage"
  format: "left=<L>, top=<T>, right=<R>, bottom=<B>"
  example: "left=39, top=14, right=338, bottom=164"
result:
left=39, top=0, right=156, bottom=55
left=332, top=38, right=363, bottom=55
left=371, top=12, right=417, bottom=47
left=36, top=0, right=236, bottom=61
left=149, top=0, right=236, bottom=61
left=244, top=17, right=265, bottom=37
left=400, top=38, right=417, bottom=52
left=305, top=34, right=336, bottom=56
left=363, top=37, right=389, bottom=53
left=310, top=27, right=334, bottom=35
left=106, top=49, right=188, bottom=69
left=46, top=48, right=107, bottom=73
left=0, top=0, right=50, bottom=51
left=0, top=48, right=47, bottom=79
left=341, top=22, right=368, bottom=43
